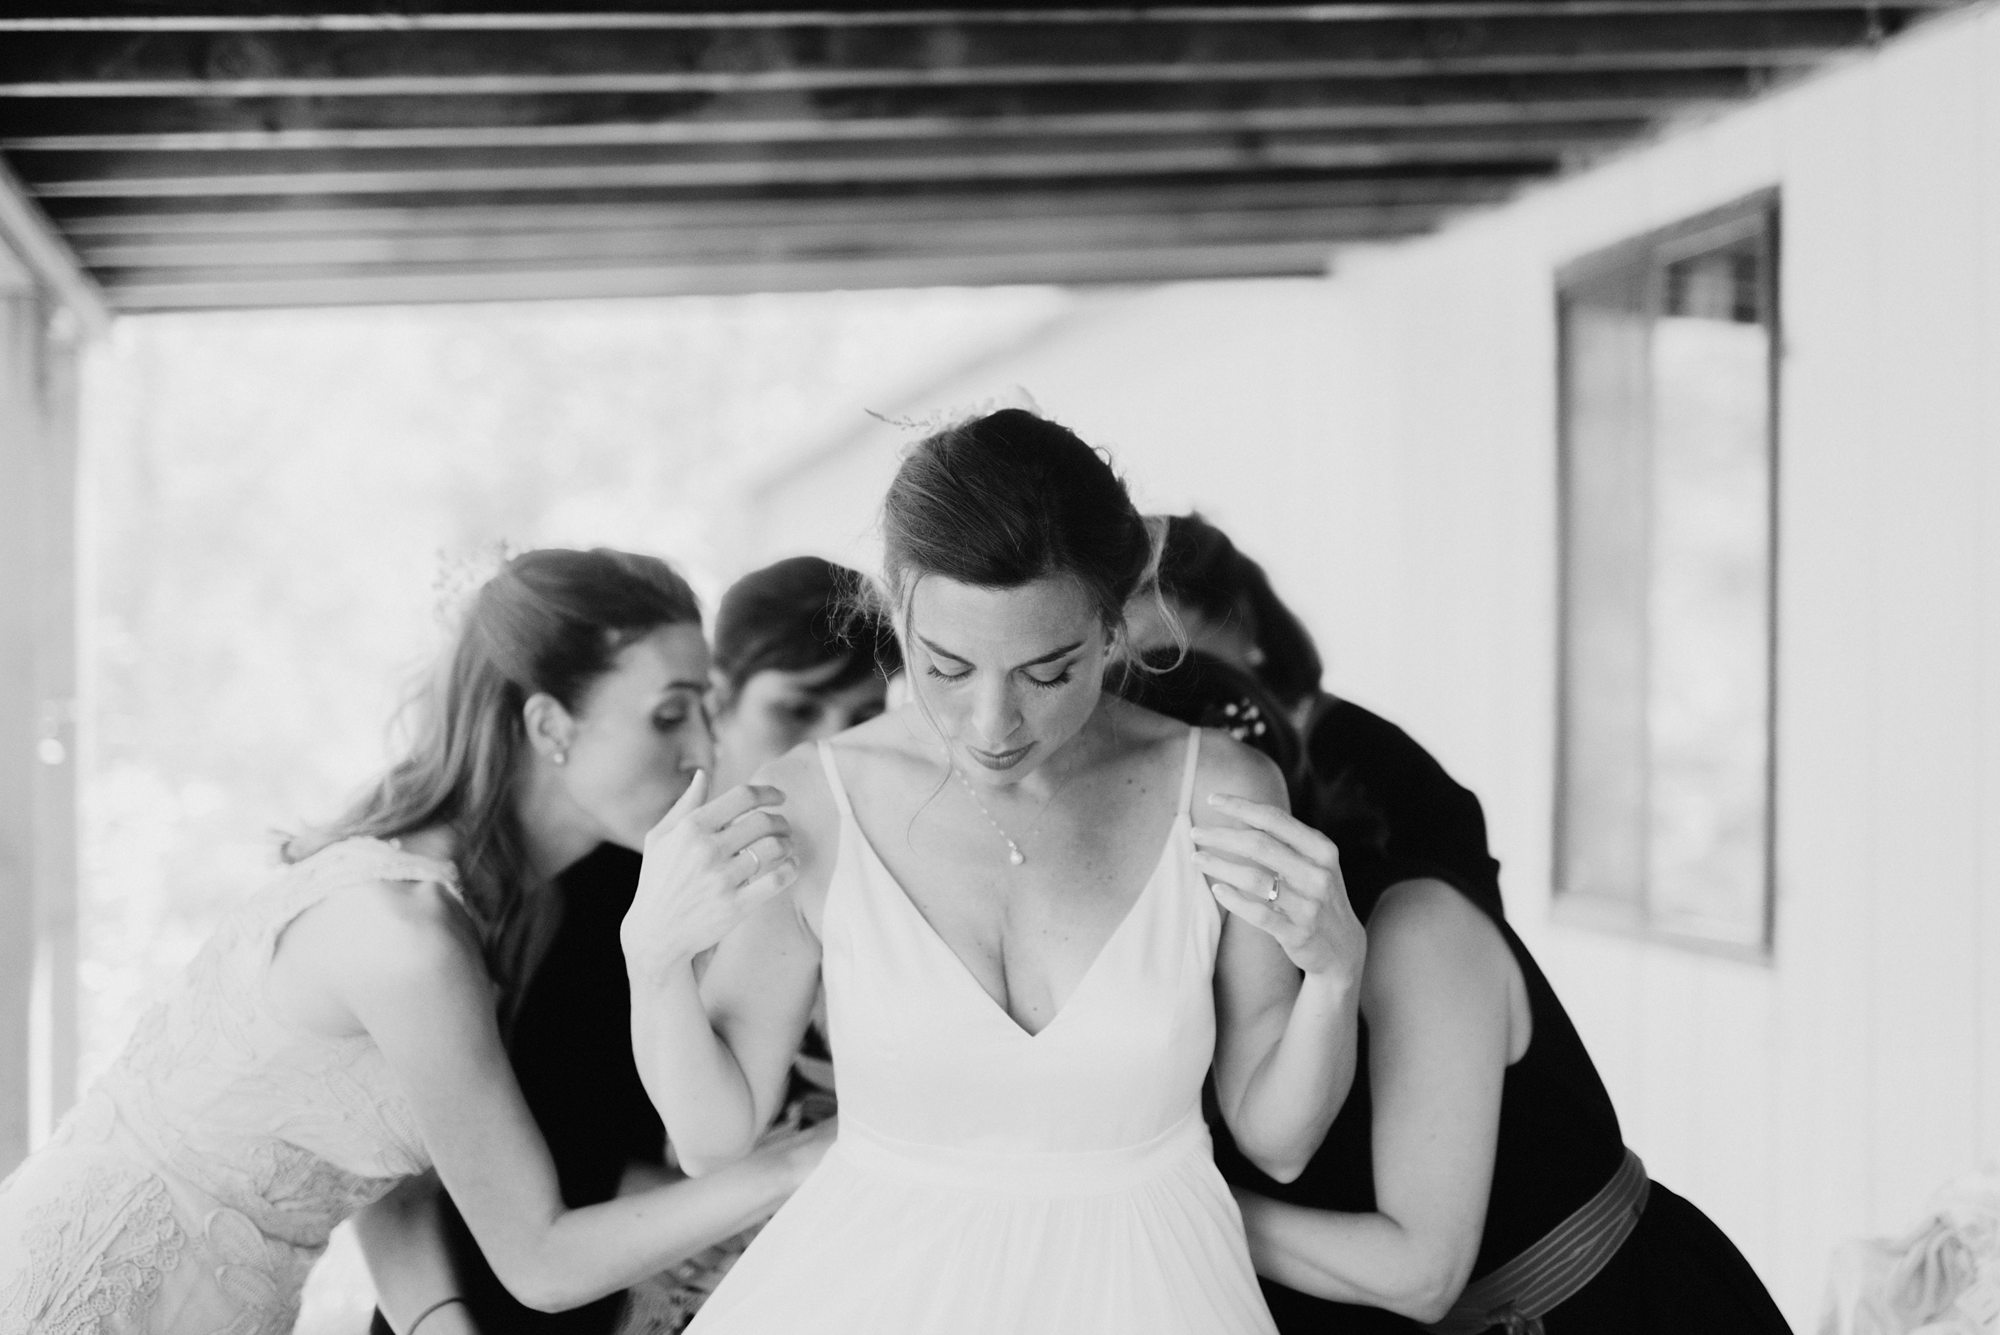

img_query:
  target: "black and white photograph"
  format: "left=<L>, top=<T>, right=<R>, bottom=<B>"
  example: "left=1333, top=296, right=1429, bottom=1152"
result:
left=1, top=4, right=1996, bottom=1334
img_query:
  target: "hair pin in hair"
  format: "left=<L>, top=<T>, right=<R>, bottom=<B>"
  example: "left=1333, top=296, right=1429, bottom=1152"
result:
left=864, top=385, right=1046, bottom=436
left=1210, top=697, right=1271, bottom=743
left=431, top=539, right=517, bottom=628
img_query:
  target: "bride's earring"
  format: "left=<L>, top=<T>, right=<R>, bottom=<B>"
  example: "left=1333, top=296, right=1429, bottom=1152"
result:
left=552, top=747, right=568, bottom=767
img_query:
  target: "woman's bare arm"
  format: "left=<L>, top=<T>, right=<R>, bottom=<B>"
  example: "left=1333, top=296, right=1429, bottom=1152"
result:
left=1195, top=735, right=1367, bottom=1183
left=1233, top=878, right=1520, bottom=1321
left=623, top=750, right=831, bottom=1173
left=351, top=1174, right=481, bottom=1335
left=284, top=877, right=828, bottom=1315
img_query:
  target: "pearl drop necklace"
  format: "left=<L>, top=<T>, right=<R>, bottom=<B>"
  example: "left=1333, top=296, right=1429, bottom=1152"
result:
left=952, top=765, right=1027, bottom=866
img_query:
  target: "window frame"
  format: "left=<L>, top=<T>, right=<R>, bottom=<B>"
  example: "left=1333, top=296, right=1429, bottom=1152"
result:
left=1550, top=189, right=1782, bottom=962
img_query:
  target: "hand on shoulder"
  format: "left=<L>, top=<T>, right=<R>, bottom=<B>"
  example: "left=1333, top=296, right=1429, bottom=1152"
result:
left=1189, top=729, right=1365, bottom=981
left=623, top=770, right=801, bottom=981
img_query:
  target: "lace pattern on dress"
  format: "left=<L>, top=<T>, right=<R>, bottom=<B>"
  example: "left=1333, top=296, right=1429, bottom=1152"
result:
left=0, top=1161, right=186, bottom=1335
left=1, top=838, right=452, bottom=1335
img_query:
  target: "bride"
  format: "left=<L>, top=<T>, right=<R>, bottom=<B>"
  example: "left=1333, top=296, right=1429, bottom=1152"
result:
left=622, top=410, right=1368, bottom=1333
left=0, top=547, right=829, bottom=1335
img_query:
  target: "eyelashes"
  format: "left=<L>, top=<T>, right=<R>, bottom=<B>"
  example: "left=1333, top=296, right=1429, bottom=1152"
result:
left=923, top=665, right=1074, bottom=691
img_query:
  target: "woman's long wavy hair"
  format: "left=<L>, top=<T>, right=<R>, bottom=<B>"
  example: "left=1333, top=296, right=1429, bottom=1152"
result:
left=287, top=547, right=700, bottom=1005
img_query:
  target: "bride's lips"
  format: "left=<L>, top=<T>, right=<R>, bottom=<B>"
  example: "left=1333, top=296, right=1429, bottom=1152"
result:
left=968, top=742, right=1033, bottom=771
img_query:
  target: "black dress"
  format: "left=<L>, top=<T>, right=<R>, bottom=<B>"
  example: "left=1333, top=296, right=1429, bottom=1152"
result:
left=370, top=842, right=664, bottom=1335
left=1209, top=696, right=1792, bottom=1334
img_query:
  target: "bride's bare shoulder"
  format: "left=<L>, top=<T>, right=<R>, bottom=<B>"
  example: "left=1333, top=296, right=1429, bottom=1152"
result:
left=1094, top=691, right=1203, bottom=761
left=1188, top=728, right=1287, bottom=827
left=821, top=706, right=950, bottom=782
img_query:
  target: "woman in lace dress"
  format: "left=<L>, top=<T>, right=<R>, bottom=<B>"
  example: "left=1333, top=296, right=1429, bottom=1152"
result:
left=0, top=548, right=830, bottom=1335
left=363, top=554, right=898, bottom=1335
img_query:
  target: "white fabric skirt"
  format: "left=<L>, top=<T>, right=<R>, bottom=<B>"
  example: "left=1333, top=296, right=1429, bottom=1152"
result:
left=684, top=1112, right=1277, bottom=1335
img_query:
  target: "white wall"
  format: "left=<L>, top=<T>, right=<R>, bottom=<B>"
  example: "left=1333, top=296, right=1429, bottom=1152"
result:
left=748, top=278, right=1373, bottom=596
left=751, top=4, right=2000, bottom=1325
left=1321, top=6, right=2000, bottom=1325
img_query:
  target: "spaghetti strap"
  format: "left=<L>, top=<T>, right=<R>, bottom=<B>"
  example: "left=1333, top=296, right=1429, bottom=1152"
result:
left=816, top=740, right=857, bottom=822
left=1177, top=726, right=1202, bottom=820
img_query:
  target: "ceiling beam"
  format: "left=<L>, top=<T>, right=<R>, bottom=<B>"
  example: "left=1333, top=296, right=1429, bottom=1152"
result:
left=73, top=203, right=1456, bottom=269
left=45, top=175, right=1524, bottom=240
left=48, top=175, right=1523, bottom=233
left=0, top=97, right=1709, bottom=152
left=0, top=4, right=1960, bottom=33
left=14, top=120, right=1647, bottom=191
left=0, top=12, right=1913, bottom=98
left=95, top=240, right=1358, bottom=312
left=20, top=138, right=1599, bottom=198
left=0, top=157, right=109, bottom=332
left=0, top=70, right=1780, bottom=142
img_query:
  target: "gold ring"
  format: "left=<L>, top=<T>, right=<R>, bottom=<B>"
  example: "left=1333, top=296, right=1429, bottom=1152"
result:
left=744, top=846, right=762, bottom=877
left=1264, top=880, right=1281, bottom=904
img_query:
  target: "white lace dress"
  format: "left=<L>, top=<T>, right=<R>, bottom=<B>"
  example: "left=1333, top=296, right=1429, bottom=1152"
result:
left=0, top=838, right=457, bottom=1335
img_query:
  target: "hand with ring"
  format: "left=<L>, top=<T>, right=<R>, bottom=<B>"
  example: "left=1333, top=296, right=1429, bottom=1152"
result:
left=621, top=771, right=796, bottom=984
left=1190, top=794, right=1365, bottom=980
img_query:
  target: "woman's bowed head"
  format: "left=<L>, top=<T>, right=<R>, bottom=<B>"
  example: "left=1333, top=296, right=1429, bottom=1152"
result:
left=624, top=410, right=1364, bottom=994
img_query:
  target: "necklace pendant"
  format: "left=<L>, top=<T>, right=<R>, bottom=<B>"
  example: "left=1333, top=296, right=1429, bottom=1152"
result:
left=951, top=761, right=1031, bottom=868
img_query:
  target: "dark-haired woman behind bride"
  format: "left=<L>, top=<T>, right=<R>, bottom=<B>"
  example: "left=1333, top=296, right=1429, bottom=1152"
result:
left=0, top=547, right=829, bottom=1335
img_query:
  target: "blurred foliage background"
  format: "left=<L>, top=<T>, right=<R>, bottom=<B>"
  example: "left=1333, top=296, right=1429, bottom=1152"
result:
left=76, top=286, right=1072, bottom=1092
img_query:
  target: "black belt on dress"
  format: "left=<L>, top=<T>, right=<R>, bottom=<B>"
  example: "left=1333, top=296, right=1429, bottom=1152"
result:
left=1423, top=1147, right=1650, bottom=1335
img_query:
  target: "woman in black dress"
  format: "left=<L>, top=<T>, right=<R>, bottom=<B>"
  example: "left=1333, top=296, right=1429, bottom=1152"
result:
left=1141, top=514, right=1793, bottom=1334
left=364, top=840, right=669, bottom=1335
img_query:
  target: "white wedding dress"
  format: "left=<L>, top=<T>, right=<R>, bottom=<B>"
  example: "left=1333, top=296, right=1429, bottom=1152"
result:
left=0, top=838, right=457, bottom=1335
left=686, top=729, right=1278, bottom=1335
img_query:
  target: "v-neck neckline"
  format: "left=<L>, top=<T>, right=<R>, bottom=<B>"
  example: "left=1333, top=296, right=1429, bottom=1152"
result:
left=838, top=794, right=1187, bottom=1042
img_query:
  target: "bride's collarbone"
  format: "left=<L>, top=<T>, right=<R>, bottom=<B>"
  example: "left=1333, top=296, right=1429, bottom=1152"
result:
left=906, top=792, right=1164, bottom=881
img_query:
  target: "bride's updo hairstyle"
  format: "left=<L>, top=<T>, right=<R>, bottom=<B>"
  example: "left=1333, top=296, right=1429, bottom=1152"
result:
left=290, top=547, right=700, bottom=1000
left=881, top=408, right=1161, bottom=657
